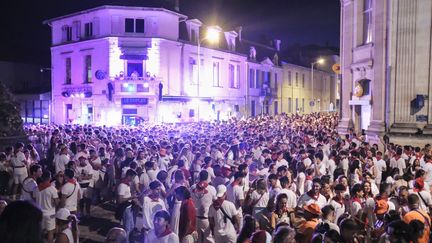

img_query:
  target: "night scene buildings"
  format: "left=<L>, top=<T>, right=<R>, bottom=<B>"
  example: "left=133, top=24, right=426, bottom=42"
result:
left=44, top=5, right=337, bottom=125
left=338, top=0, right=432, bottom=143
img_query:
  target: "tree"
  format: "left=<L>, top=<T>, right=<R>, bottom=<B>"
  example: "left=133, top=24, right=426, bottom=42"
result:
left=0, top=82, right=25, bottom=137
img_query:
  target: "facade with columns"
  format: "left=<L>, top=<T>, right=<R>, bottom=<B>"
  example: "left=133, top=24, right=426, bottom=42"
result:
left=338, top=0, right=432, bottom=142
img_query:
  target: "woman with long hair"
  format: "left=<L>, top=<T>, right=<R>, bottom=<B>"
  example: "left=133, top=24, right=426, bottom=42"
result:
left=271, top=193, right=290, bottom=230
left=55, top=208, right=79, bottom=243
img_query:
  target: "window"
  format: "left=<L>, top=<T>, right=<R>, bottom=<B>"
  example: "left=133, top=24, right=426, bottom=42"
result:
left=62, top=25, right=72, bottom=42
left=249, top=68, right=255, bottom=88
left=191, top=29, right=197, bottom=43
left=255, top=70, right=260, bottom=88
left=125, top=18, right=134, bottom=32
left=296, top=98, right=299, bottom=112
left=288, top=71, right=292, bottom=86
left=136, top=19, right=145, bottom=33
left=264, top=101, right=269, bottom=115
left=288, top=98, right=292, bottom=113
left=302, top=74, right=305, bottom=88
left=213, top=62, right=220, bottom=87
left=274, top=73, right=278, bottom=92
left=125, top=18, right=145, bottom=33
left=251, top=100, right=256, bottom=116
left=229, top=64, right=235, bottom=88
left=295, top=72, right=299, bottom=86
left=127, top=62, right=143, bottom=77
left=302, top=98, right=305, bottom=111
left=84, top=55, right=92, bottom=83
left=189, top=58, right=198, bottom=85
left=363, top=0, right=373, bottom=44
left=274, top=101, right=278, bottom=115
left=84, top=22, right=93, bottom=37
left=235, top=65, right=240, bottom=89
left=121, top=83, right=136, bottom=92
left=136, top=84, right=149, bottom=92
left=65, top=58, right=71, bottom=84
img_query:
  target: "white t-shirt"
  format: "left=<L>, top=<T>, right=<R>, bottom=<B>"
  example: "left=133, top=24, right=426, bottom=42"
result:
left=61, top=181, right=81, bottom=211
left=12, top=151, right=26, bottom=167
left=409, top=189, right=432, bottom=213
left=142, top=196, right=166, bottom=230
left=277, top=188, right=297, bottom=208
left=250, top=191, right=269, bottom=208
left=191, top=186, right=216, bottom=217
left=297, top=192, right=327, bottom=209
left=226, top=184, right=245, bottom=210
left=374, top=158, right=387, bottom=184
left=117, top=182, right=132, bottom=199
left=424, top=163, right=432, bottom=184
left=144, top=229, right=179, bottom=243
left=56, top=154, right=70, bottom=174
left=35, top=185, right=59, bottom=216
left=208, top=200, right=238, bottom=241
left=21, top=177, right=37, bottom=201
left=326, top=159, right=336, bottom=181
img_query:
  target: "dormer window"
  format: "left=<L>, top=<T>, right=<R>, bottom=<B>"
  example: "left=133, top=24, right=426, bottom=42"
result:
left=185, top=19, right=202, bottom=44
left=84, top=22, right=93, bottom=37
left=191, top=29, right=197, bottom=43
left=62, top=25, right=72, bottom=42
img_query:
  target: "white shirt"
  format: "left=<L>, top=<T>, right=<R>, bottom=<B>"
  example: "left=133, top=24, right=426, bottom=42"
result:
left=142, top=196, right=166, bottom=230
left=374, top=158, right=387, bottom=184
left=144, top=229, right=179, bottom=243
left=297, top=192, right=327, bottom=209
left=227, top=183, right=245, bottom=210
left=424, top=163, right=432, bottom=184
left=329, top=199, right=346, bottom=223
left=326, top=159, right=336, bottom=181
left=21, top=177, right=37, bottom=201
left=34, top=185, right=59, bottom=216
left=208, top=200, right=238, bottom=241
left=409, top=189, right=432, bottom=213
left=56, top=154, right=70, bottom=174
left=250, top=191, right=269, bottom=208
left=117, top=182, right=131, bottom=199
left=277, top=188, right=297, bottom=208
left=61, top=181, right=81, bottom=211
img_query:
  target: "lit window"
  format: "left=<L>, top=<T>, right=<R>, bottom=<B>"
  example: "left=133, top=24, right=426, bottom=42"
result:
left=65, top=58, right=71, bottom=84
left=84, top=55, right=92, bottom=83
left=363, top=0, right=373, bottom=44
left=213, top=62, right=220, bottom=87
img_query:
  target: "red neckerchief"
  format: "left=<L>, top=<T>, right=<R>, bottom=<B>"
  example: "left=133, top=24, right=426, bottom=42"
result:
left=413, top=187, right=421, bottom=193
left=121, top=179, right=130, bottom=187
left=416, top=153, right=422, bottom=160
left=231, top=180, right=240, bottom=187
left=157, top=227, right=173, bottom=238
left=148, top=194, right=160, bottom=202
left=351, top=197, right=363, bottom=206
left=38, top=181, right=51, bottom=191
left=332, top=196, right=344, bottom=205
left=394, top=155, right=401, bottom=161
left=68, top=179, right=77, bottom=185
left=376, top=156, right=382, bottom=161
left=306, top=175, right=313, bottom=181
left=307, top=190, right=320, bottom=201
left=193, top=181, right=208, bottom=194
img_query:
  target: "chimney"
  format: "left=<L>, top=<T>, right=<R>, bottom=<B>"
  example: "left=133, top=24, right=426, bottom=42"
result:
left=236, top=26, right=242, bottom=42
left=175, top=0, right=180, bottom=12
left=274, top=39, right=281, bottom=51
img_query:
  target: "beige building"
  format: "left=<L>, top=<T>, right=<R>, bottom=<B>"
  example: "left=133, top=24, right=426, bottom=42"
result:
left=338, top=0, right=432, bottom=144
left=280, top=63, right=337, bottom=114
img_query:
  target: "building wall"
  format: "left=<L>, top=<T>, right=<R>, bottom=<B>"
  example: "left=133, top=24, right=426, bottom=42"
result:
left=281, top=64, right=335, bottom=115
left=338, top=0, right=432, bottom=141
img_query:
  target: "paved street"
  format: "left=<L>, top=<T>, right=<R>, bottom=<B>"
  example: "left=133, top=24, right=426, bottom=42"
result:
left=78, top=202, right=120, bottom=243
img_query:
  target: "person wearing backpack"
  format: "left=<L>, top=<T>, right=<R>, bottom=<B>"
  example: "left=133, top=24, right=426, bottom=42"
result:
left=209, top=184, right=240, bottom=243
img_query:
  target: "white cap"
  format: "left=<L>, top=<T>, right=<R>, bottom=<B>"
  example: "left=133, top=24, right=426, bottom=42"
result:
left=216, top=184, right=227, bottom=197
left=56, top=208, right=71, bottom=221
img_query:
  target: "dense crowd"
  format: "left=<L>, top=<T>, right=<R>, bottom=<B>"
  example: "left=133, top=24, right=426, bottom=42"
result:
left=0, top=112, right=431, bottom=243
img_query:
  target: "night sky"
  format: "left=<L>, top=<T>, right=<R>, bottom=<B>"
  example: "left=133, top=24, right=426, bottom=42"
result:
left=0, top=0, right=340, bottom=66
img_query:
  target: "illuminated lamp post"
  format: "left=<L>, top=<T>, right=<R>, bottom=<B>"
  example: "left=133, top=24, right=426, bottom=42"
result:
left=311, top=58, right=325, bottom=113
left=195, top=27, right=219, bottom=121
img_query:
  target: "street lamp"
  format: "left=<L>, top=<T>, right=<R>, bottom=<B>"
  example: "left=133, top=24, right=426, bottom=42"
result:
left=311, top=58, right=325, bottom=112
left=197, top=27, right=220, bottom=97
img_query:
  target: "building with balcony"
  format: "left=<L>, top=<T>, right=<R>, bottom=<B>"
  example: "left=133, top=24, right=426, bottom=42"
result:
left=44, top=5, right=334, bottom=125
left=338, top=0, right=432, bottom=144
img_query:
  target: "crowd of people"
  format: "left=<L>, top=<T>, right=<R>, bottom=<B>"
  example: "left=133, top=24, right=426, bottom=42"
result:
left=0, top=112, right=431, bottom=243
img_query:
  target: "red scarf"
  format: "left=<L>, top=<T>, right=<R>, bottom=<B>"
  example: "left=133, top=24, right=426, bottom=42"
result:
left=306, top=175, right=313, bottom=181
left=38, top=181, right=51, bottom=191
left=351, top=197, right=363, bottom=206
left=394, top=155, right=401, bottom=161
left=121, top=179, right=130, bottom=187
left=157, top=227, right=173, bottom=238
left=68, top=179, right=77, bottom=185
left=307, top=190, right=320, bottom=201
left=332, top=196, right=344, bottom=205
left=376, top=156, right=382, bottom=161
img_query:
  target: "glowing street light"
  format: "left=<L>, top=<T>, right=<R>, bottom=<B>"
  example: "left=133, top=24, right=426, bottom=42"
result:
left=311, top=58, right=325, bottom=112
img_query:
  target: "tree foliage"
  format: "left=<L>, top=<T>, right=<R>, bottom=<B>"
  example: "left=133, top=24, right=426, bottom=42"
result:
left=0, top=82, right=25, bottom=137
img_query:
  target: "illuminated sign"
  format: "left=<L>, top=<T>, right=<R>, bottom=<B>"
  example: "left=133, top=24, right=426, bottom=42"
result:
left=121, top=98, right=148, bottom=105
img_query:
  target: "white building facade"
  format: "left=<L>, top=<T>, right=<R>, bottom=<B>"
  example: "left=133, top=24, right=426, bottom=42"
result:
left=45, top=5, right=334, bottom=125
